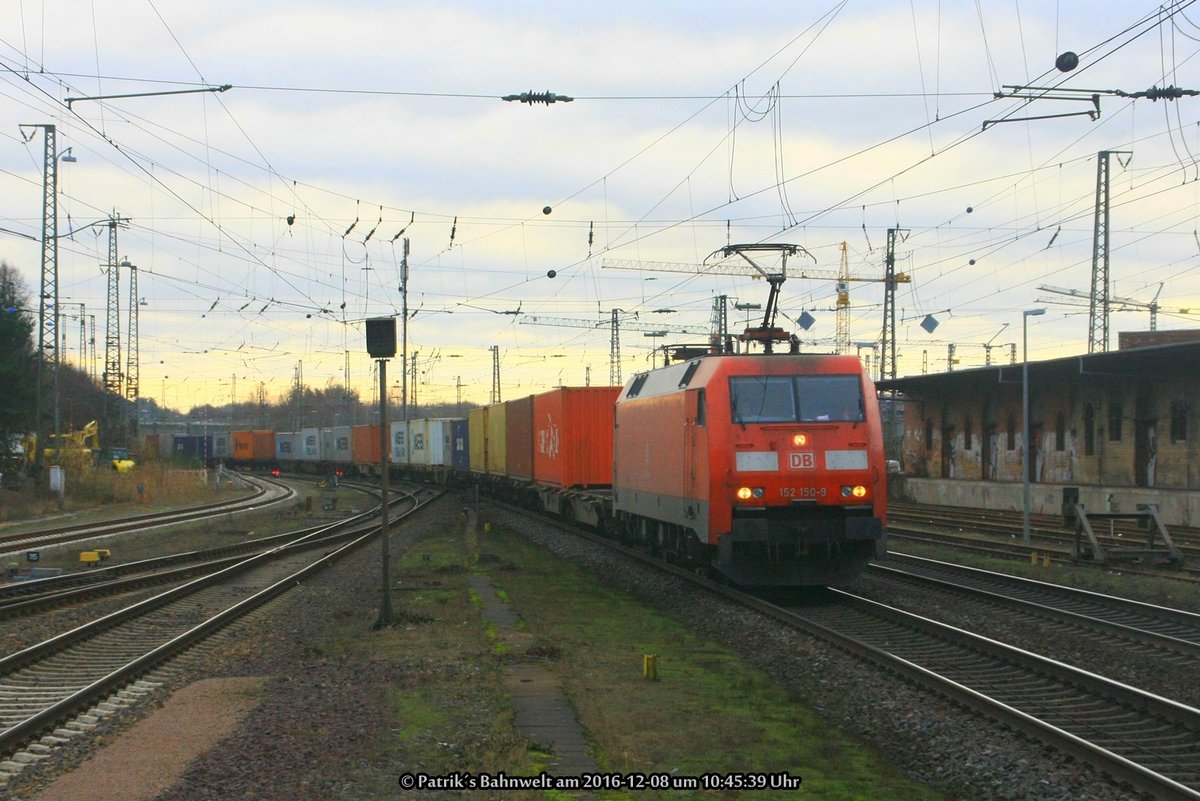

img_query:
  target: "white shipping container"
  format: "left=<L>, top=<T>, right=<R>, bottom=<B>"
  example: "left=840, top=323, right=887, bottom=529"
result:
left=389, top=421, right=408, bottom=464
left=331, top=426, right=352, bottom=463
left=211, top=431, right=233, bottom=460
left=275, top=431, right=298, bottom=461
left=300, top=428, right=322, bottom=461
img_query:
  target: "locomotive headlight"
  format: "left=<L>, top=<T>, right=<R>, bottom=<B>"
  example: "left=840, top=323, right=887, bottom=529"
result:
left=841, top=485, right=868, bottom=498
left=840, top=485, right=852, bottom=497
left=753, top=487, right=764, bottom=499
left=737, top=486, right=753, bottom=500
left=792, top=433, right=809, bottom=446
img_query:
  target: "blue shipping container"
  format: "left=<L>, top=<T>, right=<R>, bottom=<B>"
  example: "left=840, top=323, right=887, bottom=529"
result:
left=451, top=419, right=469, bottom=471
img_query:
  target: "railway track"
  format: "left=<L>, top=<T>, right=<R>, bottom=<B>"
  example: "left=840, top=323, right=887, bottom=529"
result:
left=0, top=474, right=296, bottom=557
left=890, top=500, right=1200, bottom=552
left=788, top=590, right=1200, bottom=799
left=0, top=485, right=439, bottom=783
left=868, top=553, right=1200, bottom=659
left=888, top=501, right=1200, bottom=582
left=498, top=502, right=1200, bottom=800
left=0, top=481, right=382, bottom=619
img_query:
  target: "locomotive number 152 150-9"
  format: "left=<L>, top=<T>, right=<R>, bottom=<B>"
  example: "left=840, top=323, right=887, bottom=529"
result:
left=778, top=486, right=828, bottom=498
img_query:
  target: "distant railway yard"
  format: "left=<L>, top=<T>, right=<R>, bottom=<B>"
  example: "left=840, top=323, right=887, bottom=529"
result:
left=0, top=479, right=1195, bottom=800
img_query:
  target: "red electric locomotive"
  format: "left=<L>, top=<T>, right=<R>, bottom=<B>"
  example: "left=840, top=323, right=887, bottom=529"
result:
left=612, top=353, right=886, bottom=586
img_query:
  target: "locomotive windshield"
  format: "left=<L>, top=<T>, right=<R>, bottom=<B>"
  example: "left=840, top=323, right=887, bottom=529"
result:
left=730, top=375, right=864, bottom=423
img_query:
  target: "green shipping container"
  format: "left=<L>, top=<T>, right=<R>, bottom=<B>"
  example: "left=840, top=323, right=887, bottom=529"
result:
left=486, top=402, right=507, bottom=475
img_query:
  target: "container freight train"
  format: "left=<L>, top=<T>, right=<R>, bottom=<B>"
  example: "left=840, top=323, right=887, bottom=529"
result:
left=223, top=353, right=887, bottom=586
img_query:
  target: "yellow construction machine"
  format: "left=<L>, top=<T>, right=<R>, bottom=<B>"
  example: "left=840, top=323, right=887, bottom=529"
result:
left=24, top=421, right=136, bottom=473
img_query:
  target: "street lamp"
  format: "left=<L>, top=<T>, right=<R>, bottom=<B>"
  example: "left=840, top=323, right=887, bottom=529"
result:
left=159, top=375, right=168, bottom=432
left=643, top=331, right=667, bottom=366
left=1022, top=308, right=1046, bottom=544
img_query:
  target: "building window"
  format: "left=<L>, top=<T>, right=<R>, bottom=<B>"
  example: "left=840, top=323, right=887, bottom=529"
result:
left=924, top=418, right=934, bottom=451
left=1108, top=403, right=1122, bottom=442
left=1171, top=400, right=1188, bottom=443
left=1084, top=404, right=1095, bottom=456
left=1006, top=414, right=1016, bottom=451
left=964, top=416, right=973, bottom=451
left=1055, top=411, right=1066, bottom=452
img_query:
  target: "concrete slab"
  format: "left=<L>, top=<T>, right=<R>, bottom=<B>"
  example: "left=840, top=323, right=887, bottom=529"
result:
left=469, top=575, right=598, bottom=775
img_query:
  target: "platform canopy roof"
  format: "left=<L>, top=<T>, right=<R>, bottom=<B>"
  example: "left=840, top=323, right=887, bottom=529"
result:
left=875, top=341, right=1200, bottom=397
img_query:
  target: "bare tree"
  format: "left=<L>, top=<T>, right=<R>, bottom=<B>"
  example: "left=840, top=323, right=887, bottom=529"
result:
left=0, top=262, right=36, bottom=460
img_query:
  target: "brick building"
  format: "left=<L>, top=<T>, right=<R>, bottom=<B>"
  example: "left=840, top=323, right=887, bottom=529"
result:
left=876, top=337, right=1200, bottom=526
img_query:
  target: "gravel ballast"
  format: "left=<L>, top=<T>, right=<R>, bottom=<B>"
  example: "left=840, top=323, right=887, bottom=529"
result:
left=3, top=495, right=1165, bottom=801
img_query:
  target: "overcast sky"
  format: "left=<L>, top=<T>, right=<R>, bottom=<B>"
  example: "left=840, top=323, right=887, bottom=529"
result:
left=2, top=1, right=1199, bottom=413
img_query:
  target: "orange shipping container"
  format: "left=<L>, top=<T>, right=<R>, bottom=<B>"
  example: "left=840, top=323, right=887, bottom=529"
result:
left=352, top=424, right=382, bottom=465
left=141, top=434, right=160, bottom=460
left=233, top=430, right=276, bottom=462
left=505, top=396, right=535, bottom=480
left=532, top=386, right=621, bottom=489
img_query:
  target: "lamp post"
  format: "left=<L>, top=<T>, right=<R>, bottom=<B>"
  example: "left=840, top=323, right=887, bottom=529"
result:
left=159, top=375, right=168, bottom=433
left=1022, top=308, right=1046, bottom=544
left=643, top=331, right=667, bottom=367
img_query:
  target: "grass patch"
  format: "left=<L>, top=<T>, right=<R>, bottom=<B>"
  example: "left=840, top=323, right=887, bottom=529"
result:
left=267, top=507, right=943, bottom=800
left=0, top=461, right=230, bottom=524
left=345, top=525, right=530, bottom=793
left=485, top=528, right=945, bottom=801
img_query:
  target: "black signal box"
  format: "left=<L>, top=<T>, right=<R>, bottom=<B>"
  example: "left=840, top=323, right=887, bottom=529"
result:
left=365, top=317, right=397, bottom=358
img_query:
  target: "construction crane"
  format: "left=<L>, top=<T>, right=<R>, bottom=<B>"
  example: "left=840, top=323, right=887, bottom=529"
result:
left=1038, top=283, right=1180, bottom=331
left=835, top=242, right=851, bottom=354
left=603, top=244, right=809, bottom=352
left=602, top=240, right=910, bottom=355
left=521, top=311, right=708, bottom=384
left=520, top=314, right=707, bottom=336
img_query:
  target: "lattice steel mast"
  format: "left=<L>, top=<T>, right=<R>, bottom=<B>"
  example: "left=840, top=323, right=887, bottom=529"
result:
left=880, top=228, right=908, bottom=381
left=490, top=345, right=501, bottom=404
left=22, top=123, right=61, bottom=464
left=124, top=259, right=139, bottom=401
left=102, top=216, right=126, bottom=395
left=1088, top=150, right=1131, bottom=353
left=609, top=309, right=621, bottom=385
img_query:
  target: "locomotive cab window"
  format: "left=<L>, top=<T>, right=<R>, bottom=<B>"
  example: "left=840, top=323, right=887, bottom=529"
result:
left=729, top=375, right=863, bottom=424
left=730, top=376, right=796, bottom=423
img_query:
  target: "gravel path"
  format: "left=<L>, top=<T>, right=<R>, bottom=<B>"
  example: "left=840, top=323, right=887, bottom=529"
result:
left=27, top=678, right=265, bottom=801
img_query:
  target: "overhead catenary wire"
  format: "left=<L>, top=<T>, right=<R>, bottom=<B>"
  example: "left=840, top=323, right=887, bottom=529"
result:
left=0, top=3, right=1197, bottom=401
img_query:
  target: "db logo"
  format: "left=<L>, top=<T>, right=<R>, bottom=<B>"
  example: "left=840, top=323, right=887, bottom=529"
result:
left=788, top=452, right=816, bottom=470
